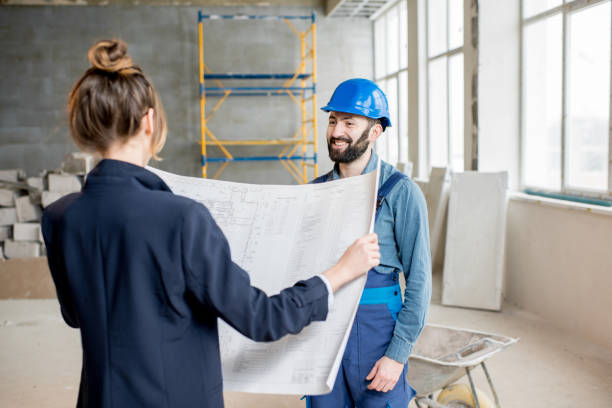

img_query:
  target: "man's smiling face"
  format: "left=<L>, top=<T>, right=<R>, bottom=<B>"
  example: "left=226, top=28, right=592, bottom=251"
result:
left=326, top=112, right=375, bottom=163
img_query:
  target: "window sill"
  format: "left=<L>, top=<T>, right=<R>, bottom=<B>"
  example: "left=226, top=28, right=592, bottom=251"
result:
left=509, top=192, right=612, bottom=216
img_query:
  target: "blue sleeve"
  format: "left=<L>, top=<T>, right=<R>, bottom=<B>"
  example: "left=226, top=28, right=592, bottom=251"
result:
left=181, top=202, right=330, bottom=342
left=385, top=181, right=432, bottom=363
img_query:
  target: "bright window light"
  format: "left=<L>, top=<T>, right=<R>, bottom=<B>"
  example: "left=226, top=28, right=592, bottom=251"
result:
left=566, top=2, right=611, bottom=191
left=448, top=0, right=463, bottom=50
left=387, top=5, right=400, bottom=76
left=373, top=0, right=409, bottom=167
left=449, top=53, right=464, bottom=171
left=428, top=0, right=448, bottom=57
left=522, top=14, right=562, bottom=190
left=426, top=0, right=464, bottom=172
left=523, top=0, right=562, bottom=19
left=428, top=57, right=449, bottom=168
left=399, top=70, right=409, bottom=164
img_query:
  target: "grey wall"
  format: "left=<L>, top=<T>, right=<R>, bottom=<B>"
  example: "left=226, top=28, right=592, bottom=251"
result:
left=0, top=5, right=372, bottom=184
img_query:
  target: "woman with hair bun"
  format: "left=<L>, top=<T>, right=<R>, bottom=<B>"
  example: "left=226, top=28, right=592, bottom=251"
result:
left=42, top=39, right=380, bottom=408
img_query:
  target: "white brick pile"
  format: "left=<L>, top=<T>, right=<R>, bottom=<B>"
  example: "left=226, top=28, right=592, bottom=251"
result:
left=0, top=152, right=98, bottom=259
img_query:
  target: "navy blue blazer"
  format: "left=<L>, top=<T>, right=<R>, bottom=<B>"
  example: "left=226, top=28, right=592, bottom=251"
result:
left=42, top=159, right=329, bottom=408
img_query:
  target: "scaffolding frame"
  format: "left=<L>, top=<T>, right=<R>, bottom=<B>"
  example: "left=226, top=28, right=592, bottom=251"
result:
left=198, top=12, right=319, bottom=183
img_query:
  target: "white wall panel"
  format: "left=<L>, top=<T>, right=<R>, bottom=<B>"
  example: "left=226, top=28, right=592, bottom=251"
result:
left=442, top=171, right=508, bottom=310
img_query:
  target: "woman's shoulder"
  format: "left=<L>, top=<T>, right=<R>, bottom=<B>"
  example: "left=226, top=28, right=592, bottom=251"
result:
left=43, top=192, right=82, bottom=220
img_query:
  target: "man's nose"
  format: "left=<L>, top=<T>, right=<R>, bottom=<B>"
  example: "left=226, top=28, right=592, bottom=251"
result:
left=330, top=123, right=345, bottom=137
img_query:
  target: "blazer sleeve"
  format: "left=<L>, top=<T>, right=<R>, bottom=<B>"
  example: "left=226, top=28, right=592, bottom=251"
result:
left=41, top=211, right=80, bottom=329
left=181, top=202, right=329, bottom=342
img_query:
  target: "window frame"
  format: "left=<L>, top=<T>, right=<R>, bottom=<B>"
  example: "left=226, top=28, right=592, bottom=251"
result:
left=520, top=0, right=612, bottom=200
left=373, top=0, right=410, bottom=167
left=373, top=0, right=465, bottom=173
left=424, top=0, right=464, bottom=172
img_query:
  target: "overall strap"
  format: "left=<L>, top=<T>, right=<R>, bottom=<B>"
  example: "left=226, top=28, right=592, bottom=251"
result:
left=376, top=172, right=407, bottom=218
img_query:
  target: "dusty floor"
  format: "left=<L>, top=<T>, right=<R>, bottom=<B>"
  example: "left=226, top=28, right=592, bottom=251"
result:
left=1, top=274, right=611, bottom=407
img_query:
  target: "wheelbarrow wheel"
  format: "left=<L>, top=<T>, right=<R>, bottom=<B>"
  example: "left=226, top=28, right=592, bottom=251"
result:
left=437, top=383, right=493, bottom=408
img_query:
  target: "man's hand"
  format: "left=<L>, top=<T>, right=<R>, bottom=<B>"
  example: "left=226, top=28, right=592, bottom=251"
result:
left=323, top=233, right=379, bottom=292
left=365, top=356, right=404, bottom=392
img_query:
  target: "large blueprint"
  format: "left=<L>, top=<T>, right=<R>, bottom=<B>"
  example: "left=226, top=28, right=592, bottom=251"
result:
left=148, top=165, right=379, bottom=395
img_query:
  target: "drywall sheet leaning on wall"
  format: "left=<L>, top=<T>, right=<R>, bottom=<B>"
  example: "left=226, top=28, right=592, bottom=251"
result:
left=442, top=172, right=508, bottom=311
left=427, top=167, right=451, bottom=272
left=148, top=166, right=379, bottom=395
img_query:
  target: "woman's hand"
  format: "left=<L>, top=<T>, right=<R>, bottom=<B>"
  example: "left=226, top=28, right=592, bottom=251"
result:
left=323, top=233, right=380, bottom=292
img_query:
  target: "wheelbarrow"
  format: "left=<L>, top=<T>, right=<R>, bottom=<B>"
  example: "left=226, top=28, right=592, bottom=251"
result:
left=407, top=324, right=518, bottom=408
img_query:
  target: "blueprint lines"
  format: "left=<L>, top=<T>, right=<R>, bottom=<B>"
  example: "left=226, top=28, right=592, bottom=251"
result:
left=148, top=167, right=378, bottom=394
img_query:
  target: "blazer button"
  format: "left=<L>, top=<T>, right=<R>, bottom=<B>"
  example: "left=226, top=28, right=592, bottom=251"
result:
left=394, top=291, right=398, bottom=296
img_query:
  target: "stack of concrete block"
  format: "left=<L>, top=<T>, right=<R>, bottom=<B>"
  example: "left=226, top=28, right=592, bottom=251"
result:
left=0, top=152, right=98, bottom=260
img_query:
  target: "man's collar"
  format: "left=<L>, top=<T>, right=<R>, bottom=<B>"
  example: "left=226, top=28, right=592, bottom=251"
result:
left=332, top=150, right=379, bottom=180
left=363, top=150, right=379, bottom=174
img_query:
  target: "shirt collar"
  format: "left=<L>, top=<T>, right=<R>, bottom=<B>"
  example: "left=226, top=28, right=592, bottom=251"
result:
left=85, top=159, right=172, bottom=192
left=332, top=150, right=379, bottom=180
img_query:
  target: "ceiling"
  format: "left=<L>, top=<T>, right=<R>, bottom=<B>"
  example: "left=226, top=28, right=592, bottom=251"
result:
left=326, top=0, right=390, bottom=18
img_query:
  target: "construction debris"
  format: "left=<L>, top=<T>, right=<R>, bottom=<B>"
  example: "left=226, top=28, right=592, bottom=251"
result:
left=47, top=174, right=83, bottom=193
left=13, top=223, right=42, bottom=242
left=0, top=208, right=18, bottom=226
left=15, top=196, right=42, bottom=223
left=0, top=190, right=16, bottom=207
left=0, top=152, right=99, bottom=260
left=4, top=240, right=41, bottom=259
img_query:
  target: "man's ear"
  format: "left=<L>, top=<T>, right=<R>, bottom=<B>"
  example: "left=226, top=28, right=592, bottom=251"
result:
left=368, top=123, right=384, bottom=143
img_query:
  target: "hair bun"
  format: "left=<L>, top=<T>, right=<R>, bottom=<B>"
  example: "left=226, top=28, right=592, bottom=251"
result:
left=88, top=39, right=134, bottom=74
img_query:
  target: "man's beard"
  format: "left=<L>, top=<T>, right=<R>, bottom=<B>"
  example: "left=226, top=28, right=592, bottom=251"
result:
left=327, top=125, right=372, bottom=163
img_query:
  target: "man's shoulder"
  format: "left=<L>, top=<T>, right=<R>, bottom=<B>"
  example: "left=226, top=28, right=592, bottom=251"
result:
left=379, top=160, right=409, bottom=188
left=379, top=161, right=424, bottom=203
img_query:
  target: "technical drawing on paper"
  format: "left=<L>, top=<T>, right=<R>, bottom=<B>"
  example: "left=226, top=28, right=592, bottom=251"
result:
left=148, top=166, right=378, bottom=395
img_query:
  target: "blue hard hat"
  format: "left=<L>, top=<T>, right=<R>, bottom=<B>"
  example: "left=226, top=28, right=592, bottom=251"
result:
left=321, top=78, right=391, bottom=129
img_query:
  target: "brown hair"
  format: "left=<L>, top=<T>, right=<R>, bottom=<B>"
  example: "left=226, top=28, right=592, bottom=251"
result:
left=68, top=39, right=167, bottom=160
left=366, top=117, right=382, bottom=130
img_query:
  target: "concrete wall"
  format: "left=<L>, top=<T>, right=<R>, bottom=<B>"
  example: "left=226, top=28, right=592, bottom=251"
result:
left=505, top=198, right=612, bottom=350
left=0, top=5, right=372, bottom=183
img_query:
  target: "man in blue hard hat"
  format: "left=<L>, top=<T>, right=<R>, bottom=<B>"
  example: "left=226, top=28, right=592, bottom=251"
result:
left=307, top=78, right=432, bottom=407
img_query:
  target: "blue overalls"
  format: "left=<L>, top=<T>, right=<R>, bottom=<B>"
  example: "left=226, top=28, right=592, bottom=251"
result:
left=305, top=172, right=417, bottom=408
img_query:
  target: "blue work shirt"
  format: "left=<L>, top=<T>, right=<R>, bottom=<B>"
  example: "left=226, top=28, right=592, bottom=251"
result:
left=318, top=151, right=431, bottom=363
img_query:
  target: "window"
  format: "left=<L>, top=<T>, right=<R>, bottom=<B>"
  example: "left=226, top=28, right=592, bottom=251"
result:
left=373, top=0, right=464, bottom=175
left=374, top=0, right=409, bottom=167
left=521, top=0, right=611, bottom=197
left=426, top=0, right=464, bottom=171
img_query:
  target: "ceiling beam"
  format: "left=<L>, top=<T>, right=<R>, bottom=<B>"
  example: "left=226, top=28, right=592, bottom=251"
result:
left=2, top=0, right=324, bottom=7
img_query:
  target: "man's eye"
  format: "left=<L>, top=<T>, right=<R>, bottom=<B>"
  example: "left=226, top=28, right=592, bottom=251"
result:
left=346, top=122, right=353, bottom=126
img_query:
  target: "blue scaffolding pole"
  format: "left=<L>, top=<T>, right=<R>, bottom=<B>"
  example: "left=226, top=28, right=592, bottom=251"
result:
left=204, top=73, right=312, bottom=80
left=198, top=12, right=315, bottom=22
left=202, top=155, right=317, bottom=165
left=201, top=85, right=315, bottom=93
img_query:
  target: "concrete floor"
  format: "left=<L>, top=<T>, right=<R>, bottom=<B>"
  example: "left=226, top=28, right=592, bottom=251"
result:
left=1, top=274, right=612, bottom=407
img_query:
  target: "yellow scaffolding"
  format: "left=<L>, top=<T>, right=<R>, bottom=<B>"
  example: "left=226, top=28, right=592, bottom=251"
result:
left=197, top=12, right=318, bottom=183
